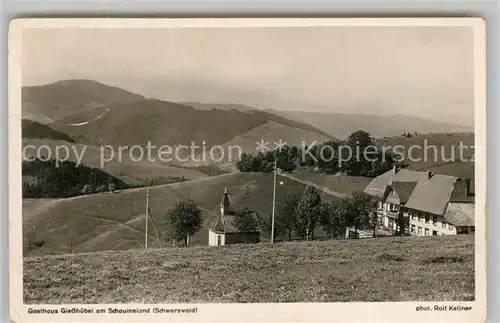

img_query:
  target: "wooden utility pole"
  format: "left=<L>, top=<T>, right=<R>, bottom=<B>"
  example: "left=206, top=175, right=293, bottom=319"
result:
left=145, top=188, right=149, bottom=249
left=148, top=207, right=162, bottom=248
left=271, top=157, right=277, bottom=244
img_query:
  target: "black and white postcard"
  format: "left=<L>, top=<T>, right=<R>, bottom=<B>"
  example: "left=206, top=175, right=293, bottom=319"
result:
left=9, top=18, right=486, bottom=322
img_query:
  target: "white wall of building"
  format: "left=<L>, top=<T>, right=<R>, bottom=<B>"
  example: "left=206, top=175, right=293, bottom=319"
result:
left=377, top=203, right=459, bottom=236
left=407, top=211, right=457, bottom=236
left=208, top=230, right=226, bottom=246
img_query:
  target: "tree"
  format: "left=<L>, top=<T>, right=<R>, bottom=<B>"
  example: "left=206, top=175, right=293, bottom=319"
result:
left=233, top=208, right=261, bottom=243
left=166, top=199, right=203, bottom=246
left=396, top=209, right=409, bottom=236
left=295, top=186, right=323, bottom=240
left=321, top=198, right=350, bottom=239
left=236, top=153, right=253, bottom=172
left=275, top=192, right=300, bottom=240
left=316, top=140, right=340, bottom=173
left=346, top=191, right=379, bottom=236
left=342, top=130, right=376, bottom=176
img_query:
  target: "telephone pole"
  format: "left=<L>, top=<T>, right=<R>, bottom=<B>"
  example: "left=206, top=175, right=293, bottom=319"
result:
left=145, top=188, right=149, bottom=249
left=271, top=157, right=277, bottom=244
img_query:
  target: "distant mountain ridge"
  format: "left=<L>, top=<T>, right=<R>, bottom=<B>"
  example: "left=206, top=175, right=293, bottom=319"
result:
left=267, top=110, right=473, bottom=140
left=22, top=79, right=472, bottom=161
left=22, top=79, right=145, bottom=123
left=181, top=102, right=258, bottom=112
left=49, top=99, right=334, bottom=152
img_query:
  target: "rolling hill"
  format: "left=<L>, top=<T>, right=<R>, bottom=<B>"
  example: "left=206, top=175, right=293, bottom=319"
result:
left=22, top=79, right=145, bottom=123
left=22, top=119, right=76, bottom=142
left=22, top=172, right=343, bottom=257
left=48, top=99, right=334, bottom=162
left=22, top=138, right=210, bottom=185
left=269, top=110, right=473, bottom=140
left=180, top=121, right=332, bottom=169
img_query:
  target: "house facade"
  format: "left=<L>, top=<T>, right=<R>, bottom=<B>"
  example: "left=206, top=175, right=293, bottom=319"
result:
left=208, top=187, right=260, bottom=246
left=364, top=166, right=475, bottom=236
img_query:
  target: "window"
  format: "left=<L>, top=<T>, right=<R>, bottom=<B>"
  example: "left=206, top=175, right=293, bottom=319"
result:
left=217, top=235, right=221, bottom=246
left=442, top=221, right=446, bottom=229
left=425, top=228, right=430, bottom=236
left=433, top=230, right=438, bottom=236
left=449, top=223, right=454, bottom=230
left=425, top=215, right=430, bottom=224
left=418, top=227, right=422, bottom=235
left=419, top=213, right=424, bottom=222
left=433, top=216, right=437, bottom=226
left=411, top=224, right=415, bottom=233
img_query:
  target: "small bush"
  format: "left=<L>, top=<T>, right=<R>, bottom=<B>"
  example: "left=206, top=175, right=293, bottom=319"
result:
left=378, top=253, right=405, bottom=262
left=421, top=255, right=466, bottom=265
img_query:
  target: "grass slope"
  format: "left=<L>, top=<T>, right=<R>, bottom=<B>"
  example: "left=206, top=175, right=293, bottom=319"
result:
left=287, top=171, right=373, bottom=197
left=180, top=121, right=332, bottom=168
left=22, top=79, right=145, bottom=122
left=24, top=235, right=474, bottom=303
left=270, top=110, right=473, bottom=139
left=23, top=172, right=335, bottom=256
left=22, top=119, right=76, bottom=142
left=377, top=133, right=475, bottom=178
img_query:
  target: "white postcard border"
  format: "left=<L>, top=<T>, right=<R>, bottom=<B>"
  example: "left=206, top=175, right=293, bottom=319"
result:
left=8, top=17, right=487, bottom=323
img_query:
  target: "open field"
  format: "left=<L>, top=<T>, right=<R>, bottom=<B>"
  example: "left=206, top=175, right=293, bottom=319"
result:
left=286, top=171, right=372, bottom=197
left=23, top=235, right=474, bottom=304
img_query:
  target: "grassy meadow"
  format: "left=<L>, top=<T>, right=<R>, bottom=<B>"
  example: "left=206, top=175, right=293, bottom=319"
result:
left=24, top=235, right=474, bottom=304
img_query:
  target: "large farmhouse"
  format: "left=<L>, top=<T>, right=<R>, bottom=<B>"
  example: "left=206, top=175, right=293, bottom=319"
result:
left=364, top=166, right=475, bottom=236
left=208, top=187, right=260, bottom=246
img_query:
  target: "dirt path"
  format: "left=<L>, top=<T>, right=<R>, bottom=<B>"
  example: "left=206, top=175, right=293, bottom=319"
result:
left=278, top=172, right=348, bottom=198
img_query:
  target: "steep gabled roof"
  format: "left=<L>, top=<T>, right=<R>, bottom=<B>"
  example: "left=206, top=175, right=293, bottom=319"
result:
left=364, top=168, right=427, bottom=198
left=210, top=214, right=239, bottom=233
left=404, top=174, right=458, bottom=215
left=364, top=168, right=460, bottom=215
left=391, top=181, right=418, bottom=204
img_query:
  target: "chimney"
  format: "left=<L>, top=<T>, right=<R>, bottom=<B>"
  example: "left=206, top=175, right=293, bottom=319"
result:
left=465, top=178, right=472, bottom=196
left=427, top=171, right=433, bottom=179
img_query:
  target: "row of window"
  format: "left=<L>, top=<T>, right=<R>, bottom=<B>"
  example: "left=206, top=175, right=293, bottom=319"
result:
left=381, top=202, right=399, bottom=212
left=410, top=225, right=439, bottom=236
left=410, top=213, right=454, bottom=230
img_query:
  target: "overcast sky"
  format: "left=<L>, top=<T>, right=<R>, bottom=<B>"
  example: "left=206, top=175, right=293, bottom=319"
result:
left=22, top=26, right=474, bottom=126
